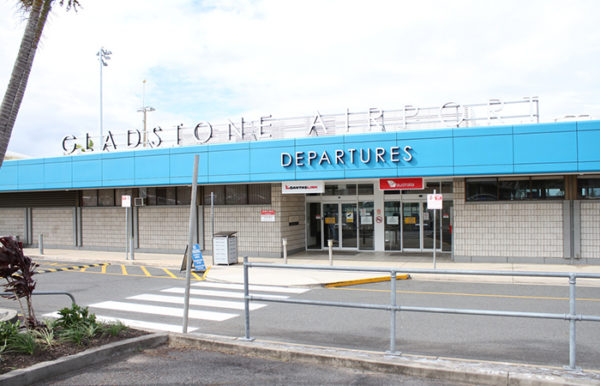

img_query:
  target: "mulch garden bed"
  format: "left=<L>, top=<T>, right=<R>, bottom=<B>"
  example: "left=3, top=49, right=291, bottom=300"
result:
left=0, top=328, right=149, bottom=375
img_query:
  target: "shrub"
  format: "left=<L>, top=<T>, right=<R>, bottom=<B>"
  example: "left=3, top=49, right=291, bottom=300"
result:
left=7, top=331, right=38, bottom=355
left=0, top=236, right=39, bottom=328
left=55, top=304, right=98, bottom=330
left=101, top=321, right=127, bottom=337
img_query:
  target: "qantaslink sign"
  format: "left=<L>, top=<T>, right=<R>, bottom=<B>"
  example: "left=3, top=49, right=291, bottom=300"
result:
left=281, top=145, right=413, bottom=167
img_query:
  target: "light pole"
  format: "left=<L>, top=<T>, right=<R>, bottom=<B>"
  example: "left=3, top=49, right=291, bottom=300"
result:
left=137, top=80, right=155, bottom=147
left=97, top=47, right=112, bottom=147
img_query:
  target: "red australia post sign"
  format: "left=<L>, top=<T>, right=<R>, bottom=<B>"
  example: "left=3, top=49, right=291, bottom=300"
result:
left=379, top=178, right=423, bottom=190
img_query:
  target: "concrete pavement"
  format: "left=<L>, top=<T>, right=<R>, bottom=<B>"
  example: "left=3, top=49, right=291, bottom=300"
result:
left=24, top=247, right=600, bottom=287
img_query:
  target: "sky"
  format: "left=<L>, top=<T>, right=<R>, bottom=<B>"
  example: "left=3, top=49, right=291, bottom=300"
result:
left=1, top=0, right=600, bottom=158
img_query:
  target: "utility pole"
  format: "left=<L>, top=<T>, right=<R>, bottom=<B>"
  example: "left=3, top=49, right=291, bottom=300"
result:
left=96, top=47, right=112, bottom=147
left=137, top=80, right=155, bottom=147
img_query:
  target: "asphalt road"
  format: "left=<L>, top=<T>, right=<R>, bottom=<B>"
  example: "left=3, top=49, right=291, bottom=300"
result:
left=3, top=260, right=600, bottom=370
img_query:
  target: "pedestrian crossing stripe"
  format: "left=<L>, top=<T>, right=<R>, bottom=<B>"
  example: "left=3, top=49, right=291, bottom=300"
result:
left=88, top=301, right=237, bottom=321
left=161, top=287, right=290, bottom=299
left=127, top=294, right=266, bottom=311
left=193, top=281, right=309, bottom=294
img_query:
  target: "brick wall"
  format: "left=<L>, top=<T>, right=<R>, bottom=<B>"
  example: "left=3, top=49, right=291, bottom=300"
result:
left=138, top=206, right=188, bottom=251
left=454, top=179, right=564, bottom=259
left=0, top=208, right=25, bottom=240
left=202, top=184, right=305, bottom=257
left=31, top=208, right=73, bottom=246
left=581, top=201, right=600, bottom=259
left=81, top=207, right=126, bottom=248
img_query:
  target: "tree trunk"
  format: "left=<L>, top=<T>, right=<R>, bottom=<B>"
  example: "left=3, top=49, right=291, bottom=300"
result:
left=0, top=0, right=49, bottom=168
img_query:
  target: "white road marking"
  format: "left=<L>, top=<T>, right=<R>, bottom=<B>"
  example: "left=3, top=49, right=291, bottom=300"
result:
left=127, top=293, right=266, bottom=311
left=88, top=301, right=236, bottom=321
left=161, top=287, right=290, bottom=299
left=193, top=282, right=309, bottom=294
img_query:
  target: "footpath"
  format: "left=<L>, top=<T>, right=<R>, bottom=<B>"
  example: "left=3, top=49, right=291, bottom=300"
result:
left=4, top=248, right=600, bottom=385
left=22, top=247, right=600, bottom=287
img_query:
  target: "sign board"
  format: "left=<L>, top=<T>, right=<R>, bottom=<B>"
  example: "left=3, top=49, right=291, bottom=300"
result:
left=387, top=216, right=399, bottom=225
left=261, top=209, right=275, bottom=222
left=191, top=244, right=206, bottom=271
left=121, top=195, right=131, bottom=208
left=427, top=193, right=443, bottom=210
left=379, top=178, right=423, bottom=190
left=282, top=181, right=324, bottom=194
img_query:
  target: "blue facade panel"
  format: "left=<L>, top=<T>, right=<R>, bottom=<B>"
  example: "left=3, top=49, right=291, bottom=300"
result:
left=1, top=120, right=599, bottom=192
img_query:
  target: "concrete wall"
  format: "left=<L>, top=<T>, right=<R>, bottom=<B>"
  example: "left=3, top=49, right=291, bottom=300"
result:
left=203, top=185, right=286, bottom=257
left=0, top=208, right=25, bottom=240
left=31, top=208, right=73, bottom=247
left=581, top=201, right=600, bottom=259
left=81, top=207, right=126, bottom=248
left=138, top=206, right=188, bottom=251
left=453, top=179, right=564, bottom=261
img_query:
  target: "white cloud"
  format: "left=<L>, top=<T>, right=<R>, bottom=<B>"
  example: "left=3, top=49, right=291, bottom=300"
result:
left=1, top=0, right=599, bottom=157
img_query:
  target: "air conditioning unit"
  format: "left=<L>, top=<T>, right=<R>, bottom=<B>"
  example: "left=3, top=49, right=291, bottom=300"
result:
left=134, top=197, right=145, bottom=207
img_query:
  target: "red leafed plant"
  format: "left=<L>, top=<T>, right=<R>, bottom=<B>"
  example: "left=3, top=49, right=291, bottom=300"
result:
left=0, top=236, right=39, bottom=328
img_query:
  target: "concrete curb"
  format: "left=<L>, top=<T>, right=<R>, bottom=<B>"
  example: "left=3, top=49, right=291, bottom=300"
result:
left=168, top=333, right=600, bottom=386
left=324, top=273, right=411, bottom=288
left=0, top=332, right=167, bottom=386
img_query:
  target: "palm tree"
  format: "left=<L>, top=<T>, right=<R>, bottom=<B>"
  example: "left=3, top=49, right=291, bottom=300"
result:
left=0, top=0, right=80, bottom=168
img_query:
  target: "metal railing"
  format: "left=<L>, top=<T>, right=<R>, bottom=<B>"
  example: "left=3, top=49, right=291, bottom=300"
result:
left=241, top=257, right=600, bottom=370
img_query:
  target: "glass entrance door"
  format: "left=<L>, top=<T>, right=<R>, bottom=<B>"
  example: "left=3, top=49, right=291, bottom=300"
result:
left=341, top=203, right=357, bottom=248
left=323, top=203, right=339, bottom=248
left=402, top=202, right=421, bottom=249
left=321, top=202, right=359, bottom=249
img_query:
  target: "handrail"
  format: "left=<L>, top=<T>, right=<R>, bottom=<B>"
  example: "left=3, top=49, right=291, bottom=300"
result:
left=242, top=257, right=600, bottom=370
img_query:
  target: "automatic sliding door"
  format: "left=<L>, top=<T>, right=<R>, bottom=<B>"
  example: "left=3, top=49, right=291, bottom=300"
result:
left=358, top=201, right=374, bottom=250
left=402, top=202, right=420, bottom=249
left=323, top=203, right=339, bottom=248
left=341, top=203, right=357, bottom=248
left=384, top=202, right=401, bottom=250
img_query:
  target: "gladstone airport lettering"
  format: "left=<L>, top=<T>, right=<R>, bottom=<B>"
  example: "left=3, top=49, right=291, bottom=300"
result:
left=281, top=145, right=413, bottom=167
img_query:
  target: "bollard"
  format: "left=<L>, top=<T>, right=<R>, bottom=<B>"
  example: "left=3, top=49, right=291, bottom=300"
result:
left=39, top=234, right=44, bottom=255
left=328, top=239, right=333, bottom=265
left=282, top=238, right=288, bottom=264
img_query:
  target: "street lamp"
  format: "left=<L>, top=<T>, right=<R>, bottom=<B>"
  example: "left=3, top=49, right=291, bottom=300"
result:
left=137, top=80, right=155, bottom=147
left=97, top=47, right=112, bottom=147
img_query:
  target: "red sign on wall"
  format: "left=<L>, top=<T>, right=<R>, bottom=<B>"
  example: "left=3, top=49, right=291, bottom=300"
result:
left=379, top=178, right=424, bottom=190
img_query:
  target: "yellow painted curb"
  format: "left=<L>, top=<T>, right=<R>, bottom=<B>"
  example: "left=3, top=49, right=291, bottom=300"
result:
left=324, top=274, right=411, bottom=288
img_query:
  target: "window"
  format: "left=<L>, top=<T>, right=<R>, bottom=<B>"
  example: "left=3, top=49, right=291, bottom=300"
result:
left=156, top=187, right=176, bottom=205
left=466, top=179, right=498, bottom=201
left=204, top=185, right=225, bottom=205
left=530, top=178, right=564, bottom=199
left=81, top=190, right=98, bottom=206
left=466, top=177, right=565, bottom=201
left=226, top=185, right=247, bottom=205
left=578, top=177, right=600, bottom=199
left=176, top=186, right=192, bottom=205
left=98, top=190, right=115, bottom=206
left=248, top=184, right=271, bottom=204
left=498, top=179, right=528, bottom=200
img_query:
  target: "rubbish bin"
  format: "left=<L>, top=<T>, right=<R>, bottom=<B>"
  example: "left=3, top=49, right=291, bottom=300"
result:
left=213, top=231, right=238, bottom=265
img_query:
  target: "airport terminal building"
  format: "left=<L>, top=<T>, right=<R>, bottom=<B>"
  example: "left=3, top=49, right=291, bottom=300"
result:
left=1, top=98, right=599, bottom=264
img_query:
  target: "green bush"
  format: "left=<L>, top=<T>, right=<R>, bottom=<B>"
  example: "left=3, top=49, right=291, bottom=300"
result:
left=55, top=304, right=98, bottom=330
left=0, top=320, right=20, bottom=345
left=101, top=321, right=127, bottom=337
left=7, top=331, right=38, bottom=355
